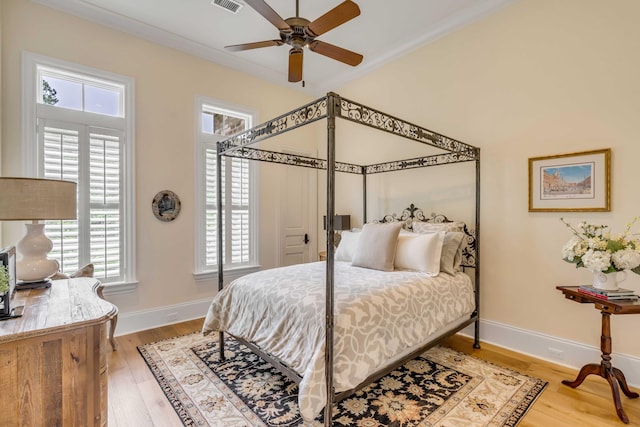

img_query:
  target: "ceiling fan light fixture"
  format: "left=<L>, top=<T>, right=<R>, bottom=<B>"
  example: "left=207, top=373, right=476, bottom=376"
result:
left=288, top=48, right=304, bottom=83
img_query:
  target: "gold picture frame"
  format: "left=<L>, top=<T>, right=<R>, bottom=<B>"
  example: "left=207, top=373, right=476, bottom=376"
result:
left=528, top=148, right=611, bottom=212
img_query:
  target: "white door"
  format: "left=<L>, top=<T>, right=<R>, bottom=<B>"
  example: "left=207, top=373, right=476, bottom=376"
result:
left=280, top=147, right=317, bottom=266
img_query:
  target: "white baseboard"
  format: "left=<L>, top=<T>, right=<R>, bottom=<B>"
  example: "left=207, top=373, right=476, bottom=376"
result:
left=114, top=298, right=211, bottom=336
left=461, top=319, right=640, bottom=388
left=116, top=302, right=640, bottom=388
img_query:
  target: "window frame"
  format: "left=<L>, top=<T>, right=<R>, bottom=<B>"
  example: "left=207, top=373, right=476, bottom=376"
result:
left=22, top=52, right=137, bottom=293
left=193, top=96, right=260, bottom=282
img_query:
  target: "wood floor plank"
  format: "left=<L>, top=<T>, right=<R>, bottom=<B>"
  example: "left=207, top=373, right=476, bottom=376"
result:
left=443, top=334, right=640, bottom=426
left=108, top=319, right=640, bottom=426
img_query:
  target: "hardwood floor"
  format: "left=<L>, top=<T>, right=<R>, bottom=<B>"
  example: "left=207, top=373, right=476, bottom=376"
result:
left=108, top=319, right=639, bottom=426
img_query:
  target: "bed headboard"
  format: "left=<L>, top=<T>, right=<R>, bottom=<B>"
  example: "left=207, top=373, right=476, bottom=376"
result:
left=377, top=204, right=477, bottom=268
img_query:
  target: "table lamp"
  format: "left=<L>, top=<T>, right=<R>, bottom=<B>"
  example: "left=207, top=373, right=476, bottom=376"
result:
left=0, top=177, right=77, bottom=289
left=323, top=214, right=351, bottom=247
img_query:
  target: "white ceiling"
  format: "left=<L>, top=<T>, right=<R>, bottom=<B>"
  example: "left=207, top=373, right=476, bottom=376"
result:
left=34, top=0, right=517, bottom=95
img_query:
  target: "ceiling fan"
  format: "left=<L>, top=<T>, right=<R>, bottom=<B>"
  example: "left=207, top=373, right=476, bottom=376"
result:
left=226, top=0, right=363, bottom=83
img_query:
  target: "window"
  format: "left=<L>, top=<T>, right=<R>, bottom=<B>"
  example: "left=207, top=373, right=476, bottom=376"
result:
left=23, top=53, right=135, bottom=286
left=195, top=97, right=258, bottom=279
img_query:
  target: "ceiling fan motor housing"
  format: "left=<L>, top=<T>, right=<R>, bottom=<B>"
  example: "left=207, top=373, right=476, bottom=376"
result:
left=281, top=17, right=313, bottom=49
left=226, top=0, right=362, bottom=83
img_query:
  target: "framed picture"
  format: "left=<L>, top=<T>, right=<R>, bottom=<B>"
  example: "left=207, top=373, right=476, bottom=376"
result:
left=528, top=148, right=611, bottom=212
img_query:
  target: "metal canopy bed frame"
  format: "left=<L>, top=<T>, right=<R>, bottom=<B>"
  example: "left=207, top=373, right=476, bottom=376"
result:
left=215, top=91, right=481, bottom=425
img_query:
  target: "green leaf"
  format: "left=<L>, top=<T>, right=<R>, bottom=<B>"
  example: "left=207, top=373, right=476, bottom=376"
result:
left=607, top=240, right=624, bottom=252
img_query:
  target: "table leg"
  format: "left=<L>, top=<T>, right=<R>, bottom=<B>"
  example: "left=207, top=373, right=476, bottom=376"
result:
left=109, top=314, right=119, bottom=351
left=613, top=367, right=640, bottom=398
left=562, top=363, right=600, bottom=388
left=97, top=283, right=118, bottom=351
left=562, top=312, right=638, bottom=424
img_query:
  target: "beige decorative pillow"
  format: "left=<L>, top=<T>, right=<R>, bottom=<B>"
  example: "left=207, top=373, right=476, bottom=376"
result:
left=352, top=222, right=402, bottom=271
left=49, top=271, right=69, bottom=281
left=394, top=231, right=445, bottom=275
left=334, top=231, right=360, bottom=262
left=49, top=263, right=95, bottom=280
left=439, top=232, right=466, bottom=275
left=71, top=263, right=95, bottom=278
left=413, top=221, right=466, bottom=233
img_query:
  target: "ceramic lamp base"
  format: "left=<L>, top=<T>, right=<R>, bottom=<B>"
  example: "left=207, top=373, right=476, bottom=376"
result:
left=16, top=223, right=60, bottom=283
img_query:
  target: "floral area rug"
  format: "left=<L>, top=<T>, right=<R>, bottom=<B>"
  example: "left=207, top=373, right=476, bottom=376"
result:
left=138, top=333, right=547, bottom=427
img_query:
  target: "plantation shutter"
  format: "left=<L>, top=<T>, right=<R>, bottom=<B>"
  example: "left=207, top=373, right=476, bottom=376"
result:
left=39, top=119, right=124, bottom=282
left=230, top=157, right=250, bottom=264
left=41, top=122, right=81, bottom=274
left=203, top=149, right=250, bottom=268
left=89, top=131, right=123, bottom=280
left=204, top=146, right=219, bottom=266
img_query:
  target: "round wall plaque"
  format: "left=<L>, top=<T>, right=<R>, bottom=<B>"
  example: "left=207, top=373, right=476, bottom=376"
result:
left=152, top=190, right=181, bottom=222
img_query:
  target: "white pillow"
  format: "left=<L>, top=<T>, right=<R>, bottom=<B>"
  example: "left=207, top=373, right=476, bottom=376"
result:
left=352, top=222, right=402, bottom=271
left=334, top=230, right=360, bottom=262
left=394, top=231, right=445, bottom=275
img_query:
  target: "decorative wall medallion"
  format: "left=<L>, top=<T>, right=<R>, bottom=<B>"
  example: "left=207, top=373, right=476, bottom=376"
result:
left=152, top=190, right=181, bottom=222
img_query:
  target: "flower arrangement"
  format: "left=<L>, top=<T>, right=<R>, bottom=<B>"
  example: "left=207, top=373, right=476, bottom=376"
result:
left=561, top=218, right=640, bottom=274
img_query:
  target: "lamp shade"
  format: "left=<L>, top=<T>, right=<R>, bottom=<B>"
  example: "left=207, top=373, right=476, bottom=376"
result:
left=323, top=215, right=351, bottom=231
left=0, top=177, right=77, bottom=220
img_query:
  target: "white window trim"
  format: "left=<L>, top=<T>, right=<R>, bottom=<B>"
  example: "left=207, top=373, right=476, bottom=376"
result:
left=193, top=95, right=260, bottom=283
left=22, top=51, right=137, bottom=293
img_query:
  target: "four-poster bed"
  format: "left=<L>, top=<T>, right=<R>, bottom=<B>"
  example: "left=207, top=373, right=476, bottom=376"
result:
left=203, top=92, right=480, bottom=425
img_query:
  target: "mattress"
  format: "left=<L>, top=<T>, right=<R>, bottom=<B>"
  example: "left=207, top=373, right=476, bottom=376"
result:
left=202, top=261, right=475, bottom=421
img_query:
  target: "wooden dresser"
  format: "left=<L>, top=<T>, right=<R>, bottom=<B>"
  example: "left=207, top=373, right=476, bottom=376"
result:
left=0, top=278, right=117, bottom=427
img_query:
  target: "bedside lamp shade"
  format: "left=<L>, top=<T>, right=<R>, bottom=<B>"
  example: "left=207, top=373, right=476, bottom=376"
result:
left=323, top=214, right=351, bottom=248
left=323, top=215, right=351, bottom=231
left=0, top=177, right=77, bottom=220
left=0, top=177, right=77, bottom=285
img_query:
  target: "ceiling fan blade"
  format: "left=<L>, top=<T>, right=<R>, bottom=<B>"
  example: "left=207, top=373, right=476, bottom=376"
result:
left=308, top=40, right=363, bottom=66
left=307, top=0, right=360, bottom=37
left=225, top=40, right=284, bottom=52
left=288, top=49, right=303, bottom=82
left=244, top=0, right=291, bottom=32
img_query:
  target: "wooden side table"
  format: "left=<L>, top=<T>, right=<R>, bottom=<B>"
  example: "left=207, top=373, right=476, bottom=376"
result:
left=319, top=251, right=327, bottom=261
left=0, top=278, right=117, bottom=426
left=557, top=286, right=640, bottom=424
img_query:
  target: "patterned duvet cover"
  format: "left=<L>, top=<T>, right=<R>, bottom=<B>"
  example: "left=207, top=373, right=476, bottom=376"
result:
left=202, top=261, right=475, bottom=422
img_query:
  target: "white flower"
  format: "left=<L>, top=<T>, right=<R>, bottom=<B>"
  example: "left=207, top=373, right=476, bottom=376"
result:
left=581, top=249, right=612, bottom=272
left=574, top=240, right=589, bottom=257
left=561, top=217, right=640, bottom=274
left=588, top=237, right=608, bottom=251
left=612, top=248, right=640, bottom=270
left=561, top=237, right=580, bottom=261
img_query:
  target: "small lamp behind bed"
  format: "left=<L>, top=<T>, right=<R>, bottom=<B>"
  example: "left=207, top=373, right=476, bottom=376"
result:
left=323, top=214, right=351, bottom=248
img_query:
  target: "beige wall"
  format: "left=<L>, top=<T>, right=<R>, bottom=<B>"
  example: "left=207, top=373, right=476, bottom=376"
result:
left=0, top=0, right=315, bottom=313
left=337, top=0, right=640, bottom=356
left=3, top=0, right=640, bottom=361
